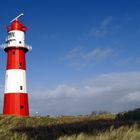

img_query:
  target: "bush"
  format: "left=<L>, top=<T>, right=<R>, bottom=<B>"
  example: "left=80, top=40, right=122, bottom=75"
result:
left=116, top=108, right=140, bottom=121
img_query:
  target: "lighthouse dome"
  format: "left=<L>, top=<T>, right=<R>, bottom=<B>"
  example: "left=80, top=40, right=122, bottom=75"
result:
left=7, top=20, right=27, bottom=32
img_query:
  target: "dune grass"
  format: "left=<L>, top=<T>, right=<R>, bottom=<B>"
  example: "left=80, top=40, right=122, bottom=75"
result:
left=0, top=112, right=139, bottom=140
left=59, top=124, right=140, bottom=140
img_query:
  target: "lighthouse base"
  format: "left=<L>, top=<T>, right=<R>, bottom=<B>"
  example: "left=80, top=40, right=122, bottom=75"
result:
left=3, top=93, right=29, bottom=116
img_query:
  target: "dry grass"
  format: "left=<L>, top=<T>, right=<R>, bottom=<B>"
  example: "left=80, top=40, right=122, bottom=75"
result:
left=59, top=124, right=140, bottom=140
left=0, top=113, right=139, bottom=140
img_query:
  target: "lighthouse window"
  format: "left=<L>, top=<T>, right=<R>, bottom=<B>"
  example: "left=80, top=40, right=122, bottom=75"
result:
left=19, top=62, right=22, bottom=66
left=20, top=86, right=23, bottom=90
left=20, top=105, right=24, bottom=109
left=8, top=32, right=15, bottom=39
left=19, top=41, right=22, bottom=44
left=12, top=51, right=15, bottom=55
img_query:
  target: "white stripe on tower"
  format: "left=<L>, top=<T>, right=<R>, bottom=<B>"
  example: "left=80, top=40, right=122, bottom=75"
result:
left=5, top=69, right=27, bottom=93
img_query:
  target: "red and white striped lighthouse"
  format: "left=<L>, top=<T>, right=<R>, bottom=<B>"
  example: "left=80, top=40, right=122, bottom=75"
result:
left=3, top=14, right=30, bottom=116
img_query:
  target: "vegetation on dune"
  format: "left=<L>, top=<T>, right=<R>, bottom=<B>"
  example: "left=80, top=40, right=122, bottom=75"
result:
left=0, top=109, right=140, bottom=140
left=116, top=108, right=140, bottom=121
left=59, top=124, right=140, bottom=140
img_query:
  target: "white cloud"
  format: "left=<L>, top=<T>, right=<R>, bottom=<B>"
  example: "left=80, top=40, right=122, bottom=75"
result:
left=89, top=16, right=112, bottom=38
left=28, top=72, right=140, bottom=116
left=63, top=47, right=115, bottom=68
left=82, top=48, right=114, bottom=63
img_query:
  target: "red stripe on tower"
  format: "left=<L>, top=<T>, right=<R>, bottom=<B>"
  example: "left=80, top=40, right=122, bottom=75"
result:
left=3, top=14, right=31, bottom=116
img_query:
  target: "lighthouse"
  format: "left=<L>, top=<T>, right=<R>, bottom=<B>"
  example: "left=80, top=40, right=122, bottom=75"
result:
left=3, top=14, right=30, bottom=116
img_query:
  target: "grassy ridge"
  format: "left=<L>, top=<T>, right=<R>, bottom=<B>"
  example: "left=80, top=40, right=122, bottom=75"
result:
left=59, top=124, right=140, bottom=140
left=0, top=112, right=139, bottom=140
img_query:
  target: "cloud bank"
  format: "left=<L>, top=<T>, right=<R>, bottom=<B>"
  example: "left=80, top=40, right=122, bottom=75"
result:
left=28, top=72, right=140, bottom=116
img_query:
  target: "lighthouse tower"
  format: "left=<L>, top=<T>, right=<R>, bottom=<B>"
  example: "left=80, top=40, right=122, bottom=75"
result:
left=3, top=14, right=30, bottom=116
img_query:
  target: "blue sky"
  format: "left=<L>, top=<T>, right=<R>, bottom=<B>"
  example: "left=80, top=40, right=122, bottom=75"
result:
left=0, top=0, right=140, bottom=115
